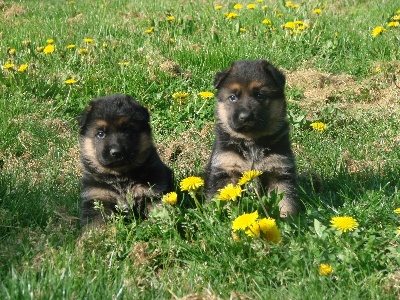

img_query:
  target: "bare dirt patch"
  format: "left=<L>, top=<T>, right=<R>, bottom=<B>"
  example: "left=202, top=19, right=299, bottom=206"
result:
left=285, top=65, right=400, bottom=118
left=1, top=2, right=26, bottom=18
left=157, top=122, right=214, bottom=178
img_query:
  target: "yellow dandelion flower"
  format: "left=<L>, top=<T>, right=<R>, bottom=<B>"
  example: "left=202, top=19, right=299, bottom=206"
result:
left=388, top=21, right=399, bottom=28
left=180, top=176, right=204, bottom=192
left=46, top=38, right=54, bottom=44
left=226, top=12, right=239, bottom=19
left=84, top=38, right=94, bottom=43
left=240, top=27, right=246, bottom=32
left=238, top=170, right=263, bottom=186
left=78, top=48, right=88, bottom=55
left=247, top=4, right=256, bottom=9
left=118, top=62, right=130, bottom=66
left=286, top=1, right=299, bottom=8
left=43, top=44, right=55, bottom=54
left=166, top=16, right=175, bottom=21
left=276, top=13, right=284, bottom=18
left=36, top=46, right=45, bottom=52
left=172, top=92, right=189, bottom=99
left=216, top=184, right=242, bottom=201
left=294, top=20, right=306, bottom=26
left=162, top=192, right=178, bottom=205
left=22, top=40, right=31, bottom=46
left=145, top=26, right=154, bottom=34
left=233, top=4, right=243, bottom=10
left=262, top=18, right=272, bottom=25
left=215, top=5, right=223, bottom=10
left=284, top=21, right=296, bottom=29
left=394, top=208, right=400, bottom=214
left=245, top=222, right=261, bottom=237
left=103, top=42, right=108, bottom=48
left=313, top=8, right=322, bottom=15
left=391, top=15, right=400, bottom=21
left=66, top=44, right=75, bottom=49
left=257, top=0, right=263, bottom=2
left=232, top=211, right=259, bottom=231
left=8, top=48, right=16, bottom=55
left=2, top=62, right=14, bottom=69
left=319, top=264, right=333, bottom=276
left=258, top=217, right=282, bottom=243
left=372, top=26, right=386, bottom=37
left=198, top=92, right=214, bottom=99
left=310, top=121, right=327, bottom=132
left=262, top=5, right=268, bottom=10
left=17, top=64, right=28, bottom=72
left=397, top=226, right=400, bottom=234
left=330, top=216, right=359, bottom=232
left=65, top=78, right=77, bottom=85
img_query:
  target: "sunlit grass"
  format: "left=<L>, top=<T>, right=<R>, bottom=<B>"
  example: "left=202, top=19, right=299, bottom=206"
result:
left=0, top=0, right=399, bottom=298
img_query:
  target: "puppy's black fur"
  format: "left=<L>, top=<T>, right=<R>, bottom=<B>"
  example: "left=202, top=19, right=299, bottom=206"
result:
left=204, top=60, right=299, bottom=217
left=78, top=94, right=173, bottom=228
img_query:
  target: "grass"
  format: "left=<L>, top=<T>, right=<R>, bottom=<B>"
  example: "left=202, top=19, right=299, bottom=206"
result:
left=0, top=0, right=399, bottom=298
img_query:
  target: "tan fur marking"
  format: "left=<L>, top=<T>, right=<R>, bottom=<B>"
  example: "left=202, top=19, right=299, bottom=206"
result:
left=115, top=116, right=129, bottom=127
left=248, top=81, right=264, bottom=90
left=225, top=82, right=242, bottom=92
left=255, top=153, right=293, bottom=172
left=94, top=119, right=108, bottom=128
left=81, top=137, right=98, bottom=166
left=82, top=187, right=121, bottom=203
left=80, top=136, right=115, bottom=174
left=127, top=132, right=153, bottom=166
left=213, top=151, right=249, bottom=172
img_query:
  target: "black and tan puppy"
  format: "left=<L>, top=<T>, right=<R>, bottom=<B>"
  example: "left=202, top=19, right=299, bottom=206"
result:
left=204, top=60, right=299, bottom=217
left=78, top=94, right=173, bottom=228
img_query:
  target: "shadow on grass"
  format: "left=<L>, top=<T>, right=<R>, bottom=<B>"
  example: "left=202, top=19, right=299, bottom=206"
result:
left=298, top=162, right=400, bottom=215
left=0, top=172, right=81, bottom=275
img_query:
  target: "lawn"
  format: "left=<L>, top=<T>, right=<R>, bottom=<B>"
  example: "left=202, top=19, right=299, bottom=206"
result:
left=0, top=0, right=399, bottom=299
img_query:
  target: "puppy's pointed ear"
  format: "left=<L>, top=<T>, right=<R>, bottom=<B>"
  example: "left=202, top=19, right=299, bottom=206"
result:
left=77, top=104, right=93, bottom=130
left=214, top=66, right=232, bottom=89
left=125, top=95, right=150, bottom=123
left=261, top=61, right=286, bottom=89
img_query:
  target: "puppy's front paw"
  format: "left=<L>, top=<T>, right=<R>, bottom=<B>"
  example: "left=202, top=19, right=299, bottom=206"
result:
left=279, top=197, right=298, bottom=218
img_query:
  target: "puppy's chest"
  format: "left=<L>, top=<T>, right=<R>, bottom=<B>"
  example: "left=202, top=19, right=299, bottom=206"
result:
left=216, top=142, right=282, bottom=172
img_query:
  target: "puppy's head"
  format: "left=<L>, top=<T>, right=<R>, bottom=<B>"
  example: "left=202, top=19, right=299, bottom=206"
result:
left=214, top=60, right=287, bottom=139
left=78, top=94, right=153, bottom=173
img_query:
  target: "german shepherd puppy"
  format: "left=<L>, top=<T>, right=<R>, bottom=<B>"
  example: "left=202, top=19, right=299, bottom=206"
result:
left=78, top=94, right=173, bottom=228
left=204, top=60, right=299, bottom=217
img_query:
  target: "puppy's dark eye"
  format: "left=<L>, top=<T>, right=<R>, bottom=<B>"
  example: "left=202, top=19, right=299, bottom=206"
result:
left=255, top=93, right=265, bottom=100
left=228, top=94, right=238, bottom=102
left=96, top=131, right=106, bottom=138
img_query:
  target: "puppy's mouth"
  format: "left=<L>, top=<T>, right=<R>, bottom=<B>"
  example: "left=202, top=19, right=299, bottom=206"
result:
left=230, top=119, right=260, bottom=133
left=98, top=153, right=135, bottom=169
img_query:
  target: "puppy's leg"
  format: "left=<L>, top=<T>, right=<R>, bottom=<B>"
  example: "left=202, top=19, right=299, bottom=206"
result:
left=259, top=154, right=299, bottom=217
left=81, top=187, right=122, bottom=228
left=128, top=184, right=160, bottom=218
left=272, top=177, right=298, bottom=218
left=204, top=167, right=242, bottom=199
left=205, top=150, right=247, bottom=199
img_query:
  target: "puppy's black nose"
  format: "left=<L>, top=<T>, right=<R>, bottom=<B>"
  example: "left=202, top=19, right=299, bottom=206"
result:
left=238, top=111, right=251, bottom=121
left=110, top=148, right=122, bottom=157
